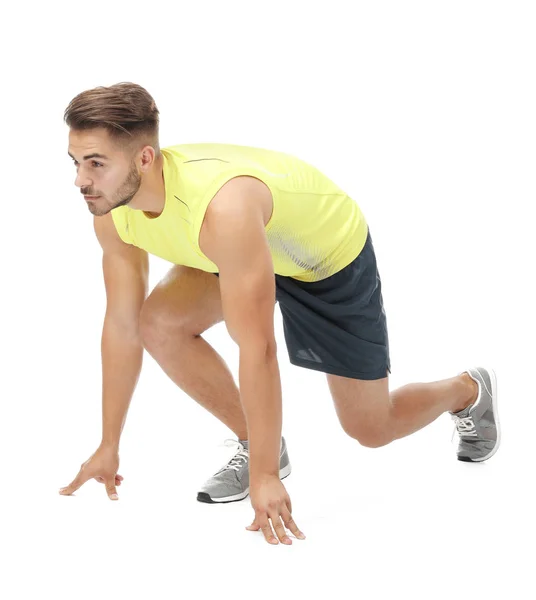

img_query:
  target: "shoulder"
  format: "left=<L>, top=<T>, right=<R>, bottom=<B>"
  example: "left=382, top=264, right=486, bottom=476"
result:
left=205, top=175, right=272, bottom=224
left=199, top=176, right=272, bottom=261
left=93, top=210, right=136, bottom=254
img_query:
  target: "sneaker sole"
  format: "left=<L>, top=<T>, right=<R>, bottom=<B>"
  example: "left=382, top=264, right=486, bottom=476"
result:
left=458, top=367, right=501, bottom=462
left=197, top=462, right=292, bottom=504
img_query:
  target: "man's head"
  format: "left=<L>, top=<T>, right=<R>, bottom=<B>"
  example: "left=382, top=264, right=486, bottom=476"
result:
left=65, top=82, right=161, bottom=216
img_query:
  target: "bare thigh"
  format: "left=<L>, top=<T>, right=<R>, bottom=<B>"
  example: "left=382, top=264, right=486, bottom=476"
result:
left=139, top=265, right=224, bottom=340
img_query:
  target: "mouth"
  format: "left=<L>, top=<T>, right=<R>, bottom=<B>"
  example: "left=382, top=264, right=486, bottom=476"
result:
left=84, top=195, right=100, bottom=201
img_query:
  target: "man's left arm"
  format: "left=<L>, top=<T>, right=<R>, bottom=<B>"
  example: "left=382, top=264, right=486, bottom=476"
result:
left=201, top=177, right=305, bottom=545
left=200, top=177, right=281, bottom=480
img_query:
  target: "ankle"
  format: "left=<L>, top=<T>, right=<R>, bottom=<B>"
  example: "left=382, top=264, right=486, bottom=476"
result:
left=451, top=373, right=479, bottom=413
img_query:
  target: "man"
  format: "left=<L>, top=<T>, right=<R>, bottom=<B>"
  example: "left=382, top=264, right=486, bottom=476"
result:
left=59, top=83, right=501, bottom=546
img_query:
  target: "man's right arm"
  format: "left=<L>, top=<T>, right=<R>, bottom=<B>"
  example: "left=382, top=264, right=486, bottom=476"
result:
left=94, top=213, right=149, bottom=450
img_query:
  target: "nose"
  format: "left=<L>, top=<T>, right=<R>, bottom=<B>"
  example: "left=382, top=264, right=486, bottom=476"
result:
left=75, top=170, right=92, bottom=189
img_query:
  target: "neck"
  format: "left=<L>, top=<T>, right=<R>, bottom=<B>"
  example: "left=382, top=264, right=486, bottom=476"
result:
left=134, top=153, right=166, bottom=216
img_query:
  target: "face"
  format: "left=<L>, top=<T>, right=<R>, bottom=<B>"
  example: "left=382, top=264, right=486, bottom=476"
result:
left=68, top=128, right=142, bottom=217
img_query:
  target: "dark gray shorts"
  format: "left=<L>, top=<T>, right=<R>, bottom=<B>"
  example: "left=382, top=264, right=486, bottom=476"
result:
left=214, top=227, right=391, bottom=380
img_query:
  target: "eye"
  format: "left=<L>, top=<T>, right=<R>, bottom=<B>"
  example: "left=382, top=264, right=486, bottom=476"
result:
left=72, top=160, right=103, bottom=168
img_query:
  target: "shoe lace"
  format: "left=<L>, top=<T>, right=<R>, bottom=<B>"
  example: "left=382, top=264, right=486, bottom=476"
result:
left=451, top=414, right=479, bottom=442
left=216, top=439, right=249, bottom=472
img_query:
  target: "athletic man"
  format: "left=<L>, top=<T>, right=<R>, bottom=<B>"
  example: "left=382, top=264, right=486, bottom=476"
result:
left=59, top=83, right=501, bottom=546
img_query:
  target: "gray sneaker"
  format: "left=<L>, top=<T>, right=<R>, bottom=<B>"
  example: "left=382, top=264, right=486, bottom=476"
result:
left=197, top=436, right=292, bottom=503
left=450, top=367, right=501, bottom=462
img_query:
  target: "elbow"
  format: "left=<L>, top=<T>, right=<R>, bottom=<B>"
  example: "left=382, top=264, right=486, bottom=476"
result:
left=240, top=338, right=278, bottom=360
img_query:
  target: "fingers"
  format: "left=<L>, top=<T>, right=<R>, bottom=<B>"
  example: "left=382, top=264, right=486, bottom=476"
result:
left=246, top=520, right=260, bottom=532
left=105, top=479, right=119, bottom=501
left=61, top=475, right=120, bottom=497
left=96, top=475, right=123, bottom=485
left=59, top=467, right=91, bottom=495
left=246, top=512, right=305, bottom=545
left=246, top=516, right=278, bottom=544
left=270, top=512, right=292, bottom=545
left=260, top=515, right=279, bottom=545
left=281, top=505, right=306, bottom=540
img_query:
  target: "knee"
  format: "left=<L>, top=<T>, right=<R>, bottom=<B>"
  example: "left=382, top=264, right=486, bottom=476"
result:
left=138, top=303, right=177, bottom=350
left=340, top=422, right=393, bottom=448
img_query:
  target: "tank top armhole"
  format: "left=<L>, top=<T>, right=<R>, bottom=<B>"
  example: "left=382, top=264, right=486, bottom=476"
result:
left=110, top=207, right=131, bottom=244
left=190, top=167, right=280, bottom=259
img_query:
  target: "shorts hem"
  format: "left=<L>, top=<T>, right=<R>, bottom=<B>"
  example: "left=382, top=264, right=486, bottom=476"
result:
left=288, top=357, right=391, bottom=380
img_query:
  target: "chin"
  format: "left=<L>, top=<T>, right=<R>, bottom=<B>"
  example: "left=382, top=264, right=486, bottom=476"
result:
left=88, top=205, right=107, bottom=217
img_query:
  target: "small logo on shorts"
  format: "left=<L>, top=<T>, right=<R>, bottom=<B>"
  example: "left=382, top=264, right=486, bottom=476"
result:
left=296, top=348, right=323, bottom=363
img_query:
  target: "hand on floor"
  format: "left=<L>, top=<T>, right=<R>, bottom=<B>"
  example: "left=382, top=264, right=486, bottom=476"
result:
left=59, top=444, right=122, bottom=500
left=246, top=475, right=306, bottom=545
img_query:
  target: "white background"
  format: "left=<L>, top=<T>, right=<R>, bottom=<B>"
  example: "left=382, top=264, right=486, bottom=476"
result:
left=1, top=1, right=535, bottom=598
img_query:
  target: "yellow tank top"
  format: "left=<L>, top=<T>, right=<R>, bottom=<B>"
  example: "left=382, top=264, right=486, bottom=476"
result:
left=111, top=143, right=368, bottom=282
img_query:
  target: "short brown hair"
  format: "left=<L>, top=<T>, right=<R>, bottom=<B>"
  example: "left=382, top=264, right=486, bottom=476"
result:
left=64, top=82, right=160, bottom=156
